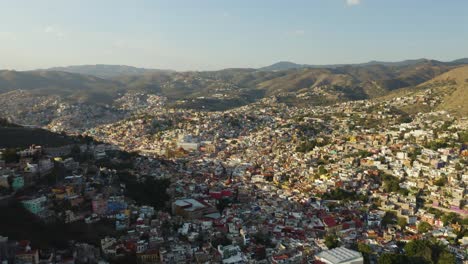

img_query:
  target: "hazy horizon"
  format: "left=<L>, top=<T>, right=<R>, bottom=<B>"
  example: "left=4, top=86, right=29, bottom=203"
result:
left=2, top=57, right=468, bottom=73
left=1, top=0, right=467, bottom=71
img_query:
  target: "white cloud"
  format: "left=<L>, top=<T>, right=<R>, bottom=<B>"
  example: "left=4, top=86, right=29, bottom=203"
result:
left=346, top=0, right=361, bottom=6
left=288, top=29, right=306, bottom=37
left=44, top=26, right=54, bottom=33
left=44, top=26, right=65, bottom=38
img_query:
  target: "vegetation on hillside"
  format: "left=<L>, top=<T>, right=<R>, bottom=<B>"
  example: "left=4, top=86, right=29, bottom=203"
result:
left=378, top=240, right=456, bottom=264
left=1, top=60, right=466, bottom=112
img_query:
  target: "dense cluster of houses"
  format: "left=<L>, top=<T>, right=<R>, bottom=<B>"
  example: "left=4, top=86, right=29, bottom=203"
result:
left=0, top=91, right=467, bottom=263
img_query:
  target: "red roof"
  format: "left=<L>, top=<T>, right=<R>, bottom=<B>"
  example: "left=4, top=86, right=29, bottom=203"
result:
left=322, top=216, right=338, bottom=227
left=354, top=219, right=364, bottom=228
left=18, top=240, right=30, bottom=247
left=124, top=241, right=136, bottom=252
left=221, top=190, right=232, bottom=197
left=273, top=254, right=289, bottom=260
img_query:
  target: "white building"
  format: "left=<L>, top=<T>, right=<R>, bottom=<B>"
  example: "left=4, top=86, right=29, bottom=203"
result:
left=218, top=245, right=246, bottom=264
left=315, top=247, right=363, bottom=264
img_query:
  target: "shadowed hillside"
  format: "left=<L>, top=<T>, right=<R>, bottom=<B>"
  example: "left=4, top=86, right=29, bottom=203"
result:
left=46, top=64, right=174, bottom=78
left=0, top=118, right=83, bottom=148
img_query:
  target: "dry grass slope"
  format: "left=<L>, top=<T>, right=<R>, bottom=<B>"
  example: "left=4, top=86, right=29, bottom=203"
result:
left=421, top=65, right=468, bottom=117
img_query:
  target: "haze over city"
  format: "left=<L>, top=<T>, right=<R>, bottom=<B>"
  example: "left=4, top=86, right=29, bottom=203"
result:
left=1, top=0, right=467, bottom=71
left=0, top=1, right=467, bottom=264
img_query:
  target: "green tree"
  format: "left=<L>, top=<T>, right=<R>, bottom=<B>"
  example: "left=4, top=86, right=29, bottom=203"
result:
left=408, top=148, right=422, bottom=162
left=253, top=232, right=273, bottom=247
left=381, top=211, right=397, bottom=227
left=381, top=174, right=402, bottom=193
left=216, top=198, right=230, bottom=214
left=431, top=242, right=446, bottom=263
left=318, top=165, right=328, bottom=175
left=378, top=253, right=408, bottom=264
left=324, top=235, right=339, bottom=249
left=397, top=217, right=407, bottom=229
left=417, top=221, right=432, bottom=233
left=358, top=243, right=372, bottom=264
left=437, top=251, right=455, bottom=264
left=457, top=131, right=468, bottom=144
left=425, top=140, right=448, bottom=151
left=122, top=177, right=170, bottom=210
left=71, top=144, right=81, bottom=155
left=161, top=220, right=173, bottom=237
left=378, top=240, right=454, bottom=264
left=357, top=243, right=372, bottom=254
left=434, top=177, right=447, bottom=187
left=404, top=240, right=432, bottom=263
left=2, top=148, right=19, bottom=163
left=441, top=213, right=459, bottom=226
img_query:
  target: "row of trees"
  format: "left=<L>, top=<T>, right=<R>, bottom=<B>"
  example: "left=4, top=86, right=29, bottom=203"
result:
left=321, top=188, right=368, bottom=202
left=296, top=138, right=330, bottom=153
left=378, top=240, right=456, bottom=264
left=119, top=172, right=171, bottom=210
left=381, top=211, right=433, bottom=232
left=0, top=201, right=117, bottom=249
left=323, top=237, right=456, bottom=264
left=379, top=173, right=410, bottom=196
left=1, top=148, right=19, bottom=163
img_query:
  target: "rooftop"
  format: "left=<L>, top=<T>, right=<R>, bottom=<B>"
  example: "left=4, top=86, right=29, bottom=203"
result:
left=316, top=247, right=363, bottom=264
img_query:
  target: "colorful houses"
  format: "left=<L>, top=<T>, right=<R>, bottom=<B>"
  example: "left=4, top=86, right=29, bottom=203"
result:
left=21, top=196, right=47, bottom=216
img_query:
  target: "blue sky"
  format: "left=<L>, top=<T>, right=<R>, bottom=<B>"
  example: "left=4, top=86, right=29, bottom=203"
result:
left=0, top=0, right=467, bottom=71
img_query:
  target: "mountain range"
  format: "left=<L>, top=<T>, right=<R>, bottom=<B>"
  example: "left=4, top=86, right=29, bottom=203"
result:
left=2, top=59, right=456, bottom=104
left=0, top=58, right=467, bottom=130
left=258, top=58, right=468, bottom=71
left=35, top=58, right=468, bottom=78
left=44, top=64, right=174, bottom=78
left=0, top=70, right=125, bottom=104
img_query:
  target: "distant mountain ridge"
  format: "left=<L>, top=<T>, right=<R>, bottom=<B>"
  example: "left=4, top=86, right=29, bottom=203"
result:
left=0, top=58, right=466, bottom=121
left=0, top=69, right=125, bottom=104
left=0, top=59, right=464, bottom=106
left=259, top=58, right=468, bottom=71
left=44, top=64, right=174, bottom=78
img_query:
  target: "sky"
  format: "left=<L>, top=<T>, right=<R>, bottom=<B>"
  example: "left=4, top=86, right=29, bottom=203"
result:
left=0, top=0, right=467, bottom=71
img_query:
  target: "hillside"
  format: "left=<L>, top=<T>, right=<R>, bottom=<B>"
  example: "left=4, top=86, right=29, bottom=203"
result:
left=0, top=70, right=125, bottom=104
left=422, top=65, right=468, bottom=116
left=259, top=61, right=310, bottom=71
left=449, top=58, right=468, bottom=65
left=0, top=59, right=465, bottom=120
left=253, top=61, right=453, bottom=103
left=0, top=119, right=82, bottom=148
left=378, top=65, right=468, bottom=117
left=116, top=61, right=454, bottom=103
left=259, top=58, right=465, bottom=72
left=428, top=65, right=468, bottom=84
left=46, top=64, right=174, bottom=78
